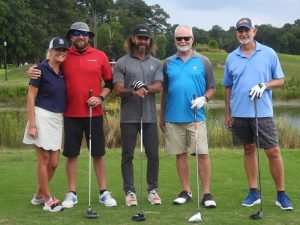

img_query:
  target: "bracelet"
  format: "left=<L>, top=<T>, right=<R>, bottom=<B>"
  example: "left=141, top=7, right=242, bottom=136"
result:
left=204, top=95, right=209, bottom=102
left=99, top=96, right=105, bottom=102
left=29, top=126, right=36, bottom=128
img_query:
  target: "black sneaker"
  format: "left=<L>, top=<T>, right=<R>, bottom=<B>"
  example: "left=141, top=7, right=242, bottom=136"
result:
left=201, top=193, right=216, bottom=208
left=173, top=191, right=192, bottom=205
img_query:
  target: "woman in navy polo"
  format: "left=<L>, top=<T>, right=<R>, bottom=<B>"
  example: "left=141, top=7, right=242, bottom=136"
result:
left=23, top=37, right=68, bottom=212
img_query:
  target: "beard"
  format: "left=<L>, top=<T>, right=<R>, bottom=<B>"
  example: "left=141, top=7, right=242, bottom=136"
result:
left=238, top=35, right=254, bottom=45
left=133, top=43, right=149, bottom=53
left=72, top=39, right=88, bottom=51
left=176, top=44, right=192, bottom=53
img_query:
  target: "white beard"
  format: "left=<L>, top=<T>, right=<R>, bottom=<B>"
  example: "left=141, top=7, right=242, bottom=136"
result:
left=238, top=36, right=254, bottom=45
left=177, top=45, right=191, bottom=53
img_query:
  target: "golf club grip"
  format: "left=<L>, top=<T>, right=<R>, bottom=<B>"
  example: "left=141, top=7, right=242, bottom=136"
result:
left=193, top=94, right=196, bottom=121
left=89, top=89, right=93, bottom=98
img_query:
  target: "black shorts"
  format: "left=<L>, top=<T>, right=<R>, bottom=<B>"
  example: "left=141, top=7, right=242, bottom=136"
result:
left=63, top=116, right=105, bottom=157
left=232, top=117, right=279, bottom=149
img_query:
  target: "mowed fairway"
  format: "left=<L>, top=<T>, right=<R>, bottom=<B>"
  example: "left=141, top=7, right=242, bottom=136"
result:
left=0, top=148, right=299, bottom=225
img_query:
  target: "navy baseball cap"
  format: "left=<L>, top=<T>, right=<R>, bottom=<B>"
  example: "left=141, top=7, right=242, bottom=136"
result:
left=49, top=37, right=68, bottom=50
left=236, top=18, right=253, bottom=29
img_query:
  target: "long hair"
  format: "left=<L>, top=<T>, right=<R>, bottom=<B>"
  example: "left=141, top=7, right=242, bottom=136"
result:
left=124, top=36, right=156, bottom=54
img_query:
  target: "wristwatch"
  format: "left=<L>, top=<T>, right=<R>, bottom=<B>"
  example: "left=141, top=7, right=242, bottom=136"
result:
left=204, top=95, right=209, bottom=102
left=99, top=96, right=105, bottom=102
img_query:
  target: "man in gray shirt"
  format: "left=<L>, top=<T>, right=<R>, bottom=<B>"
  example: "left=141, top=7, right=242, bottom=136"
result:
left=113, top=24, right=163, bottom=206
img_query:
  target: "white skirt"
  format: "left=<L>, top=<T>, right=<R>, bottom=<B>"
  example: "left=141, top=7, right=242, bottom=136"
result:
left=23, top=107, right=63, bottom=151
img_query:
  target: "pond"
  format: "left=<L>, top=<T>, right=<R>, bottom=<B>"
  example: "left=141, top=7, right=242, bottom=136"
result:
left=206, top=103, right=300, bottom=132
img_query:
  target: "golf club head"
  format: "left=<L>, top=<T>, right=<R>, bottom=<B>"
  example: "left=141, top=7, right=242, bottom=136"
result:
left=132, top=212, right=145, bottom=221
left=86, top=208, right=99, bottom=219
left=188, top=212, right=202, bottom=223
left=250, top=211, right=263, bottom=220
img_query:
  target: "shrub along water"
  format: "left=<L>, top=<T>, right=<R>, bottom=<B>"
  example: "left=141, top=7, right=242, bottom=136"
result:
left=1, top=109, right=300, bottom=149
left=0, top=111, right=27, bottom=149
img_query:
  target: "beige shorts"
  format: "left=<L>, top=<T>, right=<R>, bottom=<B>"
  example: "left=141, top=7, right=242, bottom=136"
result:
left=165, top=122, right=209, bottom=155
left=23, top=107, right=63, bottom=151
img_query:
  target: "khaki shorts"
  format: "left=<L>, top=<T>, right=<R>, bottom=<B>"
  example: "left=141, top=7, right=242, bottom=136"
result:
left=165, top=122, right=209, bottom=155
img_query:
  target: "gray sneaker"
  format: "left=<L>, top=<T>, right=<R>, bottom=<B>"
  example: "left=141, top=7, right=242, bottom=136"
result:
left=125, top=191, right=138, bottom=206
left=31, top=194, right=45, bottom=206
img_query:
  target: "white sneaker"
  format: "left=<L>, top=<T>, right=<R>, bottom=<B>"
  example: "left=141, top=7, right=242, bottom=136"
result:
left=99, top=191, right=117, bottom=207
left=31, top=194, right=45, bottom=206
left=43, top=197, right=63, bottom=212
left=148, top=189, right=162, bottom=205
left=62, top=192, right=78, bottom=208
left=173, top=191, right=192, bottom=205
left=125, top=191, right=138, bottom=206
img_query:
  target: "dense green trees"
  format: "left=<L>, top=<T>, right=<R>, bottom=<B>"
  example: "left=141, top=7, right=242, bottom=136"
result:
left=1, top=0, right=300, bottom=67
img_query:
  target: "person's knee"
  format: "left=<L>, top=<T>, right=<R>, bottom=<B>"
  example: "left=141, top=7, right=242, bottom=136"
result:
left=244, top=144, right=256, bottom=155
left=49, top=159, right=59, bottom=170
left=265, top=147, right=281, bottom=159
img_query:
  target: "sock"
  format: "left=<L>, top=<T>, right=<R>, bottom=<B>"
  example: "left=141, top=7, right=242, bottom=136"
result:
left=277, top=191, right=285, bottom=196
left=250, top=188, right=258, bottom=193
left=100, top=189, right=107, bottom=195
left=71, top=191, right=76, bottom=195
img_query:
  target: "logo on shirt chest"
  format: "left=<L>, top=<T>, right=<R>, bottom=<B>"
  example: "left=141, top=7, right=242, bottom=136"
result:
left=193, top=66, right=197, bottom=71
left=87, top=59, right=97, bottom=62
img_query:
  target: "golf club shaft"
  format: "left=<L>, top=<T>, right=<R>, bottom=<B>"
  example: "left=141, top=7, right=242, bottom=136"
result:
left=140, top=97, right=144, bottom=213
left=193, top=95, right=200, bottom=212
left=254, top=99, right=263, bottom=211
left=88, top=89, right=93, bottom=208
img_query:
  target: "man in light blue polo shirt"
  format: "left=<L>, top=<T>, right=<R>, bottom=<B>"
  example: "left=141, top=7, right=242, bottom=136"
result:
left=160, top=25, right=217, bottom=208
left=223, top=18, right=293, bottom=210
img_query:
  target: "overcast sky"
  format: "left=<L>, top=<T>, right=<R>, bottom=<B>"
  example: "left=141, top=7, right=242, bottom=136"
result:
left=144, top=0, right=300, bottom=31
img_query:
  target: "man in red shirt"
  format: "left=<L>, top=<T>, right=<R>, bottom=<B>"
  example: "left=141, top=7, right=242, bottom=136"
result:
left=28, top=22, right=117, bottom=208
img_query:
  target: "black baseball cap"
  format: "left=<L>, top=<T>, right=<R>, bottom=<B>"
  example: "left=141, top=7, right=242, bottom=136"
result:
left=133, top=24, right=151, bottom=38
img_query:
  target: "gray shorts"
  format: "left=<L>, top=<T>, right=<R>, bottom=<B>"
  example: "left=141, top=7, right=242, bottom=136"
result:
left=165, top=122, right=209, bottom=155
left=232, top=117, right=279, bottom=149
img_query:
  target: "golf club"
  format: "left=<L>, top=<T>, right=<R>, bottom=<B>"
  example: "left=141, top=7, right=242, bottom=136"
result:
left=85, top=89, right=99, bottom=219
left=132, top=97, right=145, bottom=222
left=188, top=95, right=202, bottom=223
left=250, top=98, right=263, bottom=220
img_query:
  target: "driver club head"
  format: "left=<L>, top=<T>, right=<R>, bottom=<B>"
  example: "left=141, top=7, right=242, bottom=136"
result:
left=86, top=208, right=99, bottom=219
left=250, top=211, right=263, bottom=220
left=132, top=212, right=145, bottom=221
left=188, top=212, right=202, bottom=223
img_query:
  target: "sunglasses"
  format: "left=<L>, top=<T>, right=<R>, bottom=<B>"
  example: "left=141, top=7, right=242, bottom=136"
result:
left=175, top=36, right=192, bottom=41
left=71, top=30, right=89, bottom=37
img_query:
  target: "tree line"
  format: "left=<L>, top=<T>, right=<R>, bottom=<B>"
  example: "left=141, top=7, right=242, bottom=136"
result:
left=1, top=0, right=300, bottom=67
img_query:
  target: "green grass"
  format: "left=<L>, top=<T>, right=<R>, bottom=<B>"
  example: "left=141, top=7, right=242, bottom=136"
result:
left=0, top=148, right=299, bottom=225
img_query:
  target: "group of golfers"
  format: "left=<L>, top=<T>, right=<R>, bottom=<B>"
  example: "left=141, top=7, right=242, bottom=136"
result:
left=23, top=17, right=293, bottom=216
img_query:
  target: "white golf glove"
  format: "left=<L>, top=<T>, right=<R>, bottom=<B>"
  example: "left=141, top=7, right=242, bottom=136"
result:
left=191, top=96, right=207, bottom=109
left=249, top=83, right=267, bottom=100
left=131, top=80, right=148, bottom=90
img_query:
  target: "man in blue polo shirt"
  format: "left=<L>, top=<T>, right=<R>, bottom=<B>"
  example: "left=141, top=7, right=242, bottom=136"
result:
left=222, top=18, right=293, bottom=210
left=160, top=25, right=217, bottom=208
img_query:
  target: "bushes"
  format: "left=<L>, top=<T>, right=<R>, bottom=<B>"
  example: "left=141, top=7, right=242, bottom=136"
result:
left=0, top=85, right=27, bottom=107
left=1, top=109, right=299, bottom=149
left=0, top=111, right=27, bottom=149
